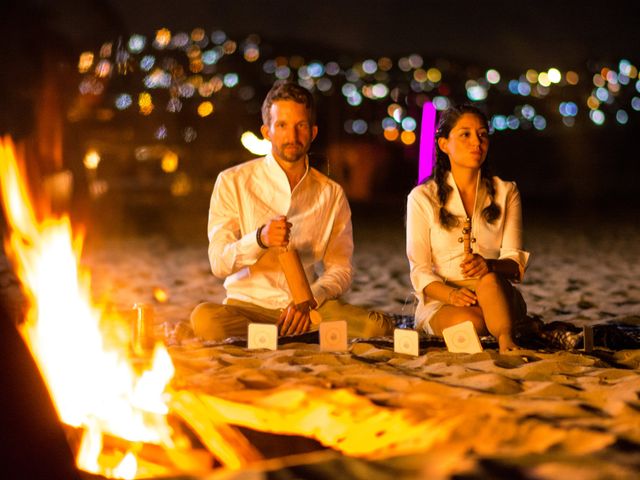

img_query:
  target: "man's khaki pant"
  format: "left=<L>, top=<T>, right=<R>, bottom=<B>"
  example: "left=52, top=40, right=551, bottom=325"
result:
left=190, top=298, right=394, bottom=341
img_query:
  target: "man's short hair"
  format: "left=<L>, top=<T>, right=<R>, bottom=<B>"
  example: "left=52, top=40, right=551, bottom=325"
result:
left=261, top=81, right=316, bottom=126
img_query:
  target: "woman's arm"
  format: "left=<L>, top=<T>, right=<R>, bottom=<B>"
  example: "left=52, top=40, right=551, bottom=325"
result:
left=424, top=280, right=477, bottom=307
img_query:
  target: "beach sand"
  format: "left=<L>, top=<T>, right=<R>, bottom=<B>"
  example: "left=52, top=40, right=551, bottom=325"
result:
left=2, top=204, right=640, bottom=478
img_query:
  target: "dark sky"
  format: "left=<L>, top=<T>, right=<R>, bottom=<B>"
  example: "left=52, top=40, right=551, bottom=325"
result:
left=38, top=0, right=640, bottom=70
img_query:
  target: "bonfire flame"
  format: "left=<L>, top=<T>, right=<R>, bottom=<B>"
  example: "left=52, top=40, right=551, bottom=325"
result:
left=0, top=136, right=175, bottom=478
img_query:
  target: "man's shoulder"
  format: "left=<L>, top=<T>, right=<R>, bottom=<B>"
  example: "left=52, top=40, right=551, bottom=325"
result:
left=218, top=157, right=265, bottom=179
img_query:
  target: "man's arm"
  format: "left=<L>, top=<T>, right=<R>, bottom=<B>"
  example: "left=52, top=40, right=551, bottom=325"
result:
left=207, top=173, right=266, bottom=278
left=309, top=187, right=353, bottom=307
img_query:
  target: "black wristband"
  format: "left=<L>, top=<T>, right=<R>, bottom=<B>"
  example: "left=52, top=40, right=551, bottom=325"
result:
left=256, top=225, right=268, bottom=249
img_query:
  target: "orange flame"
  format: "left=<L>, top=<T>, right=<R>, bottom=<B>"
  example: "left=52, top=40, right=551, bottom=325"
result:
left=0, top=136, right=175, bottom=478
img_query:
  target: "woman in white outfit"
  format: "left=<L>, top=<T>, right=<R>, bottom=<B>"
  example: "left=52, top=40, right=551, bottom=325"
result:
left=406, top=105, right=530, bottom=352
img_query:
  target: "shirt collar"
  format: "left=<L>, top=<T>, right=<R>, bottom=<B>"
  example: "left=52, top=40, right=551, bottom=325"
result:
left=265, top=152, right=311, bottom=191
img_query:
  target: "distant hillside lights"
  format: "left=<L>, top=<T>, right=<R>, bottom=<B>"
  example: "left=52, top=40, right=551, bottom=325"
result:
left=75, top=28, right=639, bottom=148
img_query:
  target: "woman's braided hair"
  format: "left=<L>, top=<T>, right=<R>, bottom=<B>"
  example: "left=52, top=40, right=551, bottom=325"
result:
left=430, top=104, right=500, bottom=230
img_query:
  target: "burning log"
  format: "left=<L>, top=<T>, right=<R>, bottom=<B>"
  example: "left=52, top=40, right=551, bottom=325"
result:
left=183, top=386, right=453, bottom=459
left=169, top=389, right=263, bottom=468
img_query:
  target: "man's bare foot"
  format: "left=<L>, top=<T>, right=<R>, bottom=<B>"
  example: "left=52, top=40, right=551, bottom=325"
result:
left=498, top=333, right=519, bottom=353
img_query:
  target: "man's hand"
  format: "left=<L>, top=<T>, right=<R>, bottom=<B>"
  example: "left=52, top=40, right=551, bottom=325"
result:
left=260, top=215, right=292, bottom=248
left=460, top=253, right=491, bottom=279
left=277, top=299, right=317, bottom=336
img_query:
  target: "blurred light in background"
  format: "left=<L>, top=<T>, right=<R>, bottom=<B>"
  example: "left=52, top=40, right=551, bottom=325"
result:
left=538, top=72, right=551, bottom=87
left=223, top=73, right=239, bottom=88
left=325, top=62, right=340, bottom=75
left=378, top=57, right=393, bottom=71
left=161, top=151, right=179, bottom=173
left=352, top=119, right=368, bottom=134
left=565, top=71, right=579, bottom=85
left=138, top=92, right=154, bottom=115
left=83, top=149, right=101, bottom=170
left=616, top=110, right=628, bottom=124
left=383, top=127, right=399, bottom=141
left=400, top=131, right=416, bottom=145
left=589, top=110, right=605, bottom=125
left=507, top=115, right=520, bottom=130
left=525, top=69, right=538, bottom=83
left=547, top=68, right=562, bottom=83
left=183, top=127, right=197, bottom=142
left=128, top=35, right=146, bottom=53
left=362, top=59, right=377, bottom=74
left=466, top=80, right=487, bottom=101
left=433, top=96, right=450, bottom=110
left=632, top=97, right=640, bottom=111
left=521, top=104, right=536, bottom=120
left=95, top=60, right=112, bottom=78
left=533, top=115, right=546, bottom=130
left=492, top=115, right=507, bottom=131
left=197, top=101, right=214, bottom=117
left=172, top=32, right=189, bottom=48
left=211, top=30, right=226, bottom=44
left=78, top=52, right=94, bottom=73
left=241, top=131, right=271, bottom=155
left=486, top=69, right=501, bottom=84
left=115, top=94, right=132, bottom=110
left=559, top=102, right=578, bottom=117
left=154, top=125, right=168, bottom=140
left=166, top=97, right=183, bottom=112
left=153, top=28, right=171, bottom=49
left=401, top=117, right=417, bottom=131
left=140, top=55, right=155, bottom=71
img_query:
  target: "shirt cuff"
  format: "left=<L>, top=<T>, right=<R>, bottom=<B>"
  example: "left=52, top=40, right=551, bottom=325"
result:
left=310, top=283, right=328, bottom=308
left=239, top=228, right=267, bottom=258
left=499, top=248, right=530, bottom=282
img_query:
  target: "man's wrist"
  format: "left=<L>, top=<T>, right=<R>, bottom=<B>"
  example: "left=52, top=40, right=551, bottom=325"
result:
left=256, top=225, right=268, bottom=249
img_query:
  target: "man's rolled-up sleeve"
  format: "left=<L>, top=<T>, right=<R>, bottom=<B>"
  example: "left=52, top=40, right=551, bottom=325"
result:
left=207, top=173, right=265, bottom=278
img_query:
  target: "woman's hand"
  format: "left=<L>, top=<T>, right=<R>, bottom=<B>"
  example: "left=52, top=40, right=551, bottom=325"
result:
left=460, top=254, right=491, bottom=278
left=448, top=287, right=477, bottom=306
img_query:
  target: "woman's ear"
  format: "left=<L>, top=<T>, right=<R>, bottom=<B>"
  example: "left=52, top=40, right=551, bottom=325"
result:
left=437, top=136, right=449, bottom=154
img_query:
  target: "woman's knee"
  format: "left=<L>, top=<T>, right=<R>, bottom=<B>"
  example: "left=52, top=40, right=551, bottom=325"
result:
left=476, top=272, right=507, bottom=297
left=431, top=307, right=485, bottom=336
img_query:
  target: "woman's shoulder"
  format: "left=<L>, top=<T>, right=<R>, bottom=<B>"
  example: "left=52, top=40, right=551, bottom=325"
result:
left=490, top=176, right=520, bottom=195
left=408, top=179, right=438, bottom=200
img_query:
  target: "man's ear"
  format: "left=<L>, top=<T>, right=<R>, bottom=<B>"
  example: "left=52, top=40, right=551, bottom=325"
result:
left=260, top=124, right=270, bottom=141
left=311, top=125, right=318, bottom=142
left=437, top=136, right=448, bottom=154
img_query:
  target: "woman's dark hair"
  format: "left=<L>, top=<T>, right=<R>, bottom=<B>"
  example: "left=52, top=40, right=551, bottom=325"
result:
left=431, top=104, right=500, bottom=230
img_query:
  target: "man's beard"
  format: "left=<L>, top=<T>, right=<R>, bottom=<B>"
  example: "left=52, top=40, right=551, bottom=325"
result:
left=277, top=142, right=307, bottom=163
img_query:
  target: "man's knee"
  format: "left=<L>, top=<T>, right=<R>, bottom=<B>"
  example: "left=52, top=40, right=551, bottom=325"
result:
left=190, top=302, right=227, bottom=341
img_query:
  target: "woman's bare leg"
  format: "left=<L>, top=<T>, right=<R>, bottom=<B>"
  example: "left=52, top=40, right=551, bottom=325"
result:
left=474, top=273, right=519, bottom=352
left=429, top=305, right=486, bottom=337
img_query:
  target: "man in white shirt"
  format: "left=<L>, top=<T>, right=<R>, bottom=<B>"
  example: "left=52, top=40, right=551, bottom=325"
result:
left=190, top=81, right=394, bottom=341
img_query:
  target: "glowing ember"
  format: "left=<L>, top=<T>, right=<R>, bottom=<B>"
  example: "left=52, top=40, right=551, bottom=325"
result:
left=0, top=137, right=174, bottom=477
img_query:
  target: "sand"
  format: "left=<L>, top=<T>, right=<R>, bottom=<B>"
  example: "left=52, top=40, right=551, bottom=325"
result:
left=2, top=206, right=640, bottom=478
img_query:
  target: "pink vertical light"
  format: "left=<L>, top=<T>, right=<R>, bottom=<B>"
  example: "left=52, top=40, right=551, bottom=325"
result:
left=418, top=101, right=437, bottom=184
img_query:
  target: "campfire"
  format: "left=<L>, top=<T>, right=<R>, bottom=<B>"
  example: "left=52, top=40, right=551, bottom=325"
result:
left=0, top=137, right=262, bottom=477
